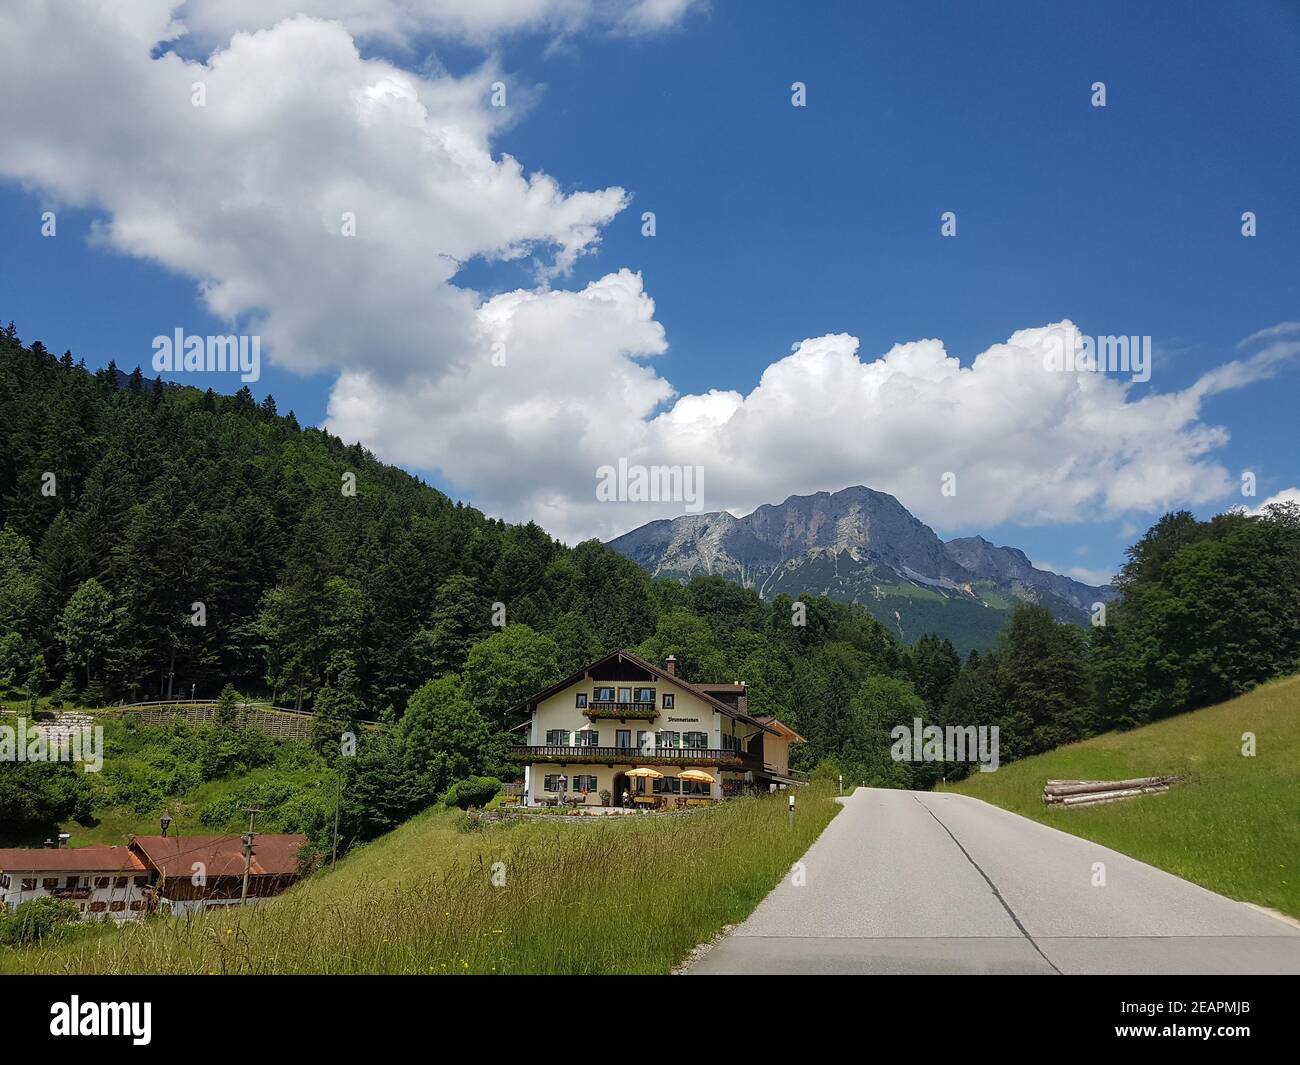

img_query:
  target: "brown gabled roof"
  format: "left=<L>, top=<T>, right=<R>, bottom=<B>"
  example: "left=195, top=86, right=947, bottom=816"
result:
left=130, top=835, right=305, bottom=879
left=510, top=649, right=777, bottom=733
left=0, top=845, right=146, bottom=873
left=752, top=715, right=807, bottom=744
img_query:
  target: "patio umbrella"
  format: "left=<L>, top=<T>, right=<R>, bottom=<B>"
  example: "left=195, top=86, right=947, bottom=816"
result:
left=678, top=768, right=715, bottom=798
left=624, top=766, right=663, bottom=806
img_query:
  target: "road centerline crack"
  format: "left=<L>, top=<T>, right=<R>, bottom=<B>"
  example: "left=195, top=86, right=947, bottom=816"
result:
left=914, top=795, right=1062, bottom=975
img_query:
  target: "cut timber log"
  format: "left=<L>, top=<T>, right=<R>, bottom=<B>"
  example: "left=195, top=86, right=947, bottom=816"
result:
left=1041, top=775, right=1180, bottom=807
left=1058, top=785, right=1169, bottom=807
left=1044, top=776, right=1175, bottom=797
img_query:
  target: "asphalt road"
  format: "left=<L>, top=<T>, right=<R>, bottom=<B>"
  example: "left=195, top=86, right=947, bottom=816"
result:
left=688, top=788, right=1300, bottom=974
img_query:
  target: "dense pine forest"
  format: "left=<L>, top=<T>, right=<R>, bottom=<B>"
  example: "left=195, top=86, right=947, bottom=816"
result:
left=2, top=322, right=1299, bottom=855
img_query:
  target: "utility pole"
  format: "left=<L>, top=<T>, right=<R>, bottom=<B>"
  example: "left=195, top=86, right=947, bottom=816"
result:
left=240, top=807, right=261, bottom=904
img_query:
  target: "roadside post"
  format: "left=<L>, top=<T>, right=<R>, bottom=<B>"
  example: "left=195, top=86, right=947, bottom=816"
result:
left=788, top=791, right=795, bottom=828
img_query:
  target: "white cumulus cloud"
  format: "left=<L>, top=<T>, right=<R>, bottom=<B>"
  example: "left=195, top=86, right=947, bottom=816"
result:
left=174, top=0, right=703, bottom=46
left=0, top=1, right=627, bottom=383
left=0, top=3, right=1293, bottom=547
left=1245, top=487, right=1300, bottom=515
left=328, top=306, right=1300, bottom=542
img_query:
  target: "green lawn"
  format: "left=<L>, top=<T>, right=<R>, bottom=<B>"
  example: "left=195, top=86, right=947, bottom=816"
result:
left=945, top=673, right=1300, bottom=919
left=4, top=785, right=841, bottom=974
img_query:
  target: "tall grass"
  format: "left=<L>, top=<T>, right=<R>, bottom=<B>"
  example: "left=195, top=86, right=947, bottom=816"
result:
left=4, top=786, right=840, bottom=974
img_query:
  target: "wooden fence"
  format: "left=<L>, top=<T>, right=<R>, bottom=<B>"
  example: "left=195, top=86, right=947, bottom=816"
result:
left=104, top=701, right=384, bottom=742
left=114, top=702, right=314, bottom=741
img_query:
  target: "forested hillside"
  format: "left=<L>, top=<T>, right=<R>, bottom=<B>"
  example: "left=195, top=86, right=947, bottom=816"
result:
left=2, top=322, right=1298, bottom=859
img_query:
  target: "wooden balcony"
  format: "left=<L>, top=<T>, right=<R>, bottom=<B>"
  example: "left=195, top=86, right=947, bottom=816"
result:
left=582, top=701, right=659, bottom=721
left=509, top=744, right=758, bottom=770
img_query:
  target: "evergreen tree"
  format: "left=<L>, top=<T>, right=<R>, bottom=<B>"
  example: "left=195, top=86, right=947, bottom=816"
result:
left=57, top=578, right=115, bottom=687
left=214, top=682, right=241, bottom=729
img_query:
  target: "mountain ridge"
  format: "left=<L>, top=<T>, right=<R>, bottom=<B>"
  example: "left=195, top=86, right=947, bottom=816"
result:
left=607, top=485, right=1114, bottom=653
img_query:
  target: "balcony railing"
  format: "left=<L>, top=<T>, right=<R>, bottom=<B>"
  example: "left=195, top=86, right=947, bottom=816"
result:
left=509, top=744, right=758, bottom=769
left=583, top=701, right=659, bottom=720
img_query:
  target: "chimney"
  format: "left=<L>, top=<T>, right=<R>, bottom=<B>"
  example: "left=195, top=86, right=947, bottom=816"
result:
left=737, top=681, right=748, bottom=716
left=665, top=654, right=676, bottom=676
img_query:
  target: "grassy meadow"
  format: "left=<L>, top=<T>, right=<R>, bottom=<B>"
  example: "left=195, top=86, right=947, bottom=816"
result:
left=3, top=785, right=841, bottom=974
left=945, top=673, right=1300, bottom=919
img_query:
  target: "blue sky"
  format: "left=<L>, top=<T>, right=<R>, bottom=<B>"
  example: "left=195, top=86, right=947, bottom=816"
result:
left=1, top=1, right=1297, bottom=582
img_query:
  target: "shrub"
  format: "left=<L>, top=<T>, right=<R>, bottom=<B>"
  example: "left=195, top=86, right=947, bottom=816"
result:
left=811, top=759, right=844, bottom=783
left=49, top=675, right=76, bottom=709
left=104, top=762, right=168, bottom=814
left=200, top=777, right=300, bottom=828
left=163, top=761, right=203, bottom=797
left=268, top=786, right=332, bottom=835
left=0, top=896, right=81, bottom=945
left=444, top=775, right=501, bottom=810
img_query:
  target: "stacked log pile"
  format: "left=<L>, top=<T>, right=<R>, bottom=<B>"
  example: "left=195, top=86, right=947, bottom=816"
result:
left=1042, top=776, right=1178, bottom=808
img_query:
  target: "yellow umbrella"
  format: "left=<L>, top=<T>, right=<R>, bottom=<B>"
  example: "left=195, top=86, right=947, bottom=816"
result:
left=624, top=766, right=663, bottom=807
left=679, top=769, right=715, bottom=797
